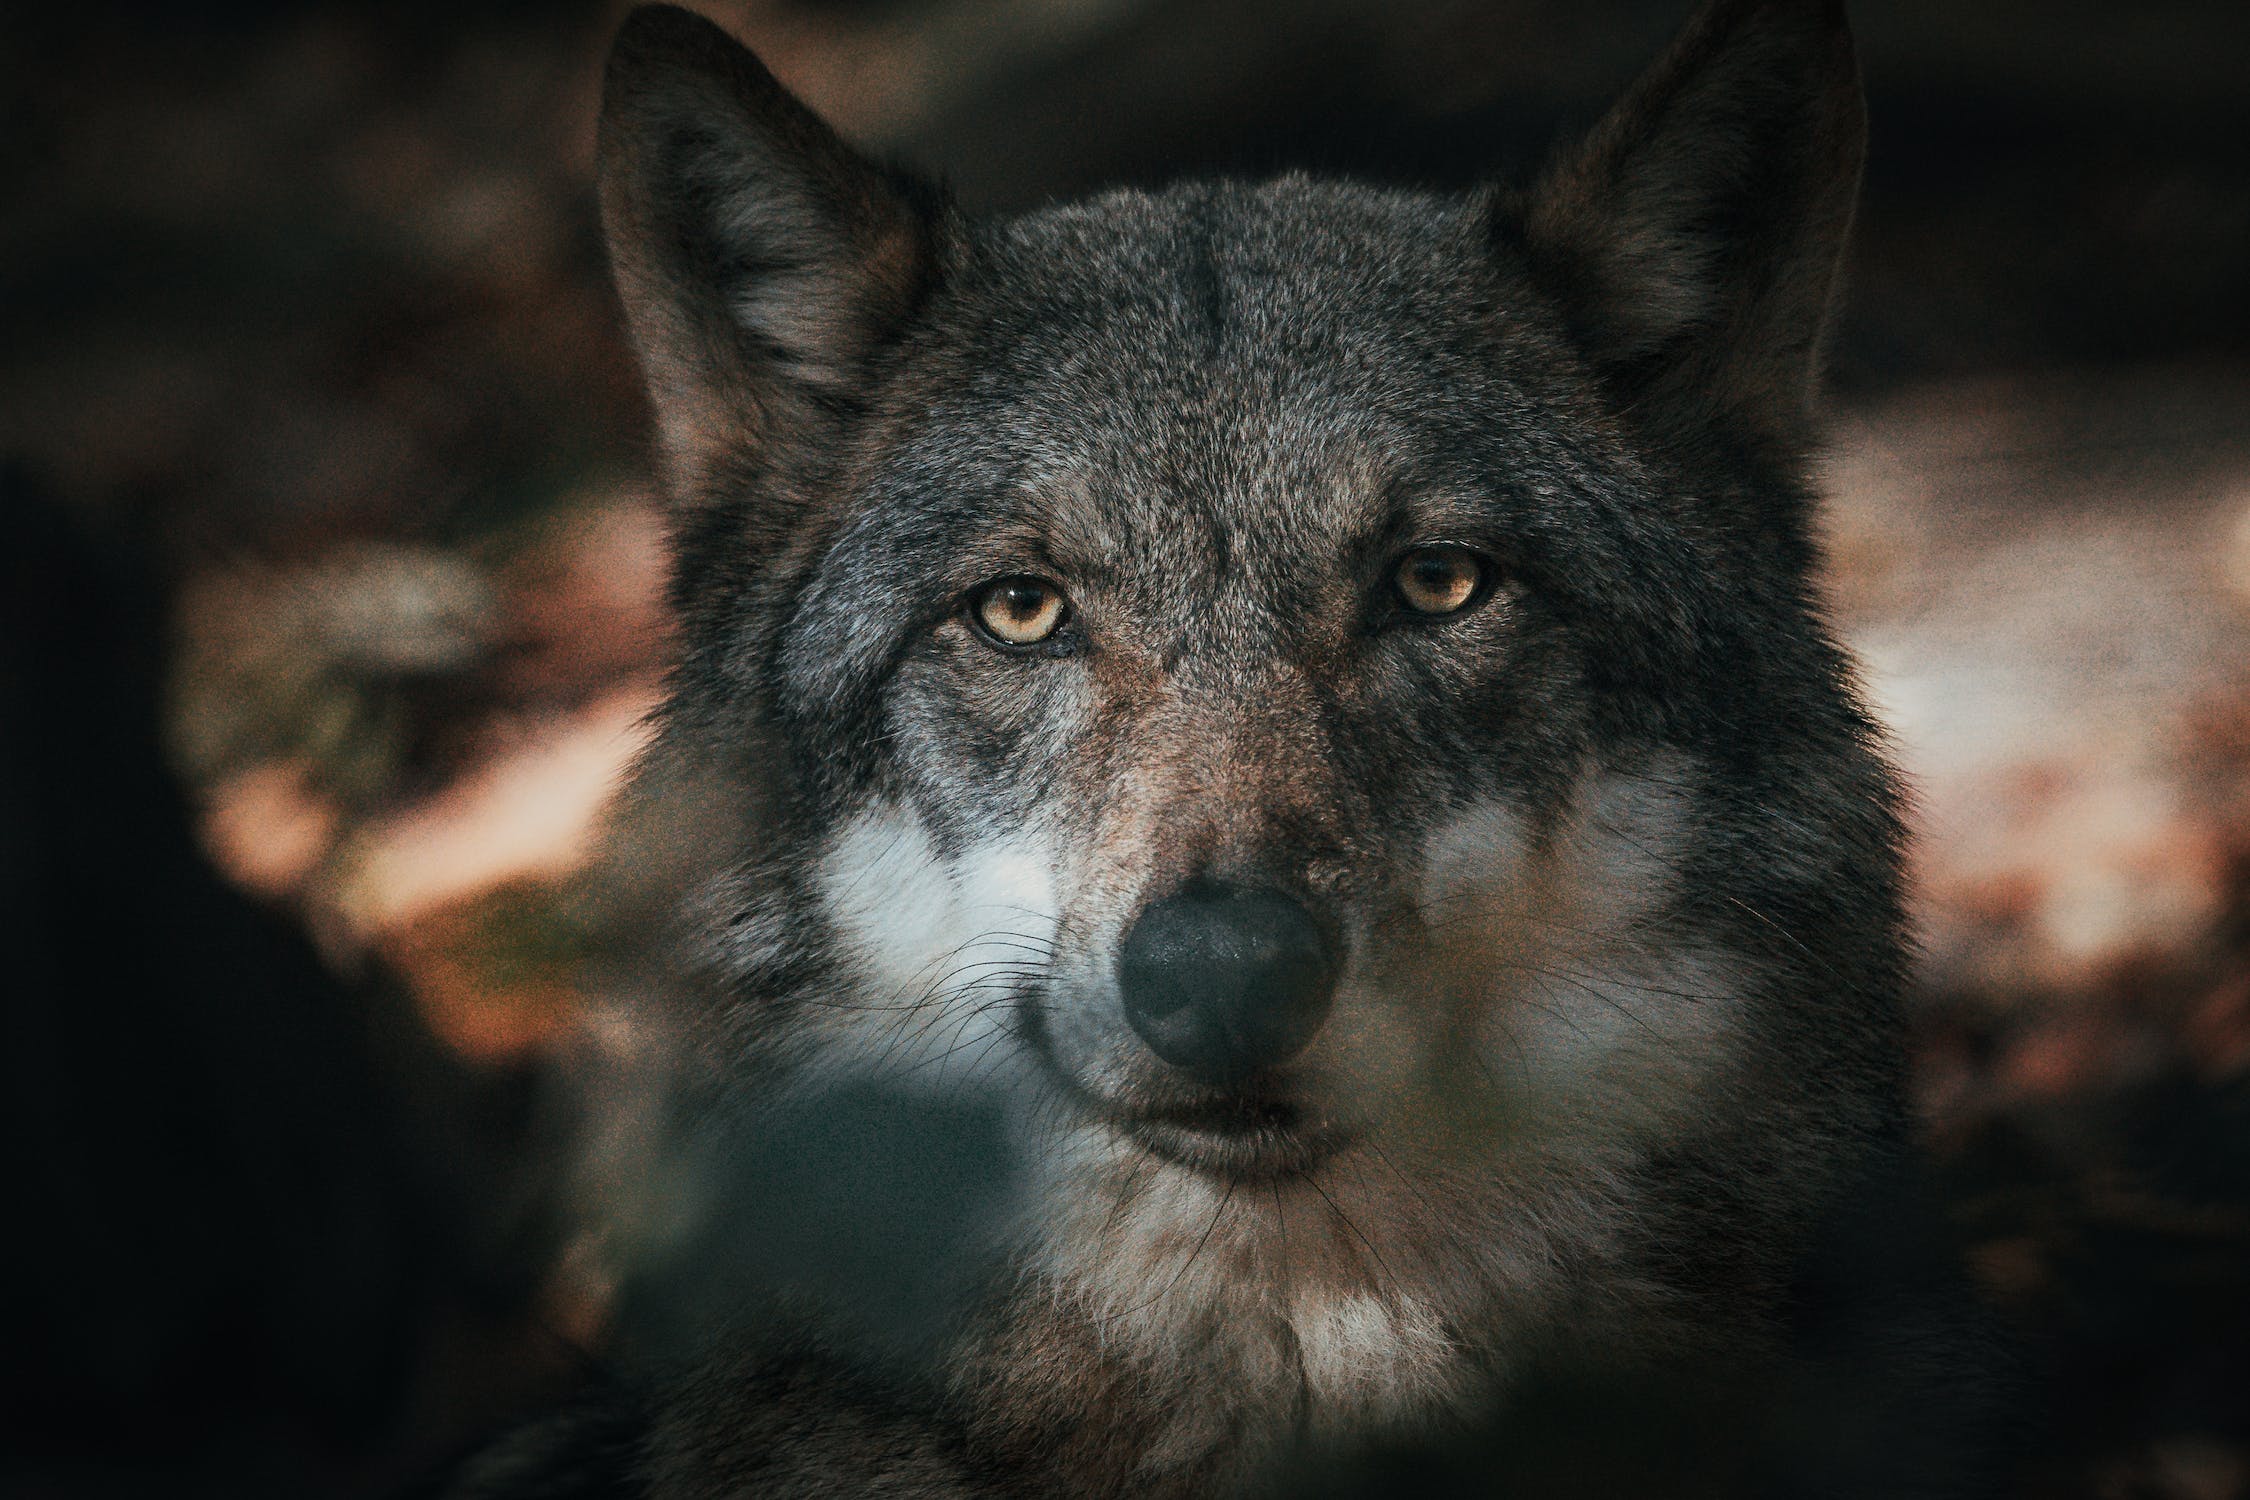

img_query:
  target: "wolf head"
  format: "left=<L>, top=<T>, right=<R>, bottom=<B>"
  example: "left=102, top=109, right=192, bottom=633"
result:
left=596, top=0, right=1902, bottom=1442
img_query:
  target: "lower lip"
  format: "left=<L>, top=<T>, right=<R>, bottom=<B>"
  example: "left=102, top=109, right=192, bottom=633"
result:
left=1123, top=1118, right=1346, bottom=1179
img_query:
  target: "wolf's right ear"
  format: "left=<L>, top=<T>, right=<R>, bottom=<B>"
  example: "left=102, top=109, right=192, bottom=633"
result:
left=597, top=6, right=943, bottom=500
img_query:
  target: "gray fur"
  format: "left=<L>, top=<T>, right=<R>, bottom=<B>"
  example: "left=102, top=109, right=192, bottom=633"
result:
left=457, top=2, right=2007, bottom=1495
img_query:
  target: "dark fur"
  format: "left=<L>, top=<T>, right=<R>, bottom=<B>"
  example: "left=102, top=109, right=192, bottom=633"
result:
left=457, top=2, right=2009, bottom=1494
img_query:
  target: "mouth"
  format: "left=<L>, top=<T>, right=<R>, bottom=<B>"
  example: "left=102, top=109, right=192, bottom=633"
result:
left=1017, top=999, right=1350, bottom=1179
left=1115, top=1093, right=1351, bottom=1179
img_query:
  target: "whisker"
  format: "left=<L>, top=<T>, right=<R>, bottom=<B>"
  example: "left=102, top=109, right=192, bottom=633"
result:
left=1303, top=1168, right=1395, bottom=1296
left=1363, top=1135, right=1444, bottom=1225
left=1093, top=1172, right=1237, bottom=1329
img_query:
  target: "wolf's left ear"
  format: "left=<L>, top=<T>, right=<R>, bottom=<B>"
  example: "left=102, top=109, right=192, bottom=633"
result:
left=597, top=5, right=943, bottom=499
left=1505, top=0, right=1865, bottom=452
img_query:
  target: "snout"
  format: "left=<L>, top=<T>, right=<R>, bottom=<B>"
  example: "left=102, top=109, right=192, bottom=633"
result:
left=1115, top=882, right=1339, bottom=1084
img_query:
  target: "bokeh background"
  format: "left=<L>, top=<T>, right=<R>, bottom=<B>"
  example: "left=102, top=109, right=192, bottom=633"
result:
left=5, top=0, right=2249, bottom=1495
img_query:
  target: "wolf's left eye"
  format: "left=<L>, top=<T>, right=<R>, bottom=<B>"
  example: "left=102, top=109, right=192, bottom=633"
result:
left=969, top=576, right=1071, bottom=648
left=1393, top=546, right=1490, bottom=617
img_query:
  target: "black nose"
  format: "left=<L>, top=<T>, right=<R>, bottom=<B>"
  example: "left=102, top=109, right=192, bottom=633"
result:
left=1116, top=882, right=1339, bottom=1084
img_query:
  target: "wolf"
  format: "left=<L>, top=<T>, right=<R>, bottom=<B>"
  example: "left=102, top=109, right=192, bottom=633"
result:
left=459, top=0, right=2007, bottom=1494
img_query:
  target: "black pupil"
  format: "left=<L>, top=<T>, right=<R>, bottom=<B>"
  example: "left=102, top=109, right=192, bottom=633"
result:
left=998, top=583, right=1048, bottom=622
left=1411, top=554, right=1468, bottom=602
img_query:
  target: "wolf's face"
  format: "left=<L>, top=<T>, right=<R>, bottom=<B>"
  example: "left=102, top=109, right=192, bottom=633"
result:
left=600, top=0, right=1898, bottom=1434
left=778, top=183, right=1749, bottom=1176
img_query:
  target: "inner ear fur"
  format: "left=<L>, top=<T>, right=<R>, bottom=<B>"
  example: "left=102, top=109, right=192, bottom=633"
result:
left=596, top=4, right=945, bottom=501
left=1504, top=0, right=1866, bottom=454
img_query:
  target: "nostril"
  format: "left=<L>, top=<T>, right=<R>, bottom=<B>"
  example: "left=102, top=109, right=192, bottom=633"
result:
left=1115, top=882, right=1339, bottom=1084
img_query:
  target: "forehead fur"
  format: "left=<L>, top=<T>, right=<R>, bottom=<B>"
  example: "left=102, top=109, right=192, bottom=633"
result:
left=923, top=175, right=1585, bottom=468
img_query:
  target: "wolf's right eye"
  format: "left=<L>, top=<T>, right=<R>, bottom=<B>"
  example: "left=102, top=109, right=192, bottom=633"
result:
left=969, top=576, right=1071, bottom=649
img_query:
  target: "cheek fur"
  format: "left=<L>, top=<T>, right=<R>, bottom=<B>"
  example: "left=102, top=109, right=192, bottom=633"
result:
left=810, top=801, right=1064, bottom=1087
left=893, top=642, right=1098, bottom=814
left=1392, top=755, right=1745, bottom=1145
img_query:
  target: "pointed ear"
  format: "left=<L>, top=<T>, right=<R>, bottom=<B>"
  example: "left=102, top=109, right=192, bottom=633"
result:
left=596, top=5, right=943, bottom=499
left=1506, top=0, right=1865, bottom=451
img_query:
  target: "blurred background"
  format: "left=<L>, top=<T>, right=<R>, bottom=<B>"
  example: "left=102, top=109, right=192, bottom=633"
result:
left=4, top=0, right=2248, bottom=1495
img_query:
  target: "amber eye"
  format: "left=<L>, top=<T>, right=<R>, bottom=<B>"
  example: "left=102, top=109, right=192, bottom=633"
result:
left=970, top=575, right=1070, bottom=647
left=1393, top=546, right=1488, bottom=616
